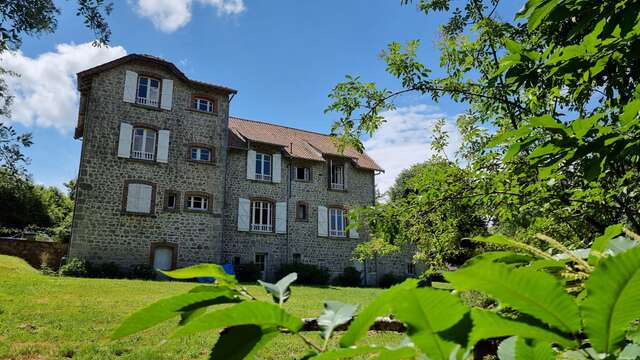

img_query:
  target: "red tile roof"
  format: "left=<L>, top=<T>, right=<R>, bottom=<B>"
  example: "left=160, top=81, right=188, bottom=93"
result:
left=228, top=117, right=383, bottom=172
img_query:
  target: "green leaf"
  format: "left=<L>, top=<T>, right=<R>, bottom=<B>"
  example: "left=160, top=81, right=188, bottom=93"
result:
left=504, top=142, right=522, bottom=161
left=173, top=301, right=303, bottom=338
left=497, top=336, right=554, bottom=360
left=621, top=98, right=640, bottom=126
left=209, top=325, right=278, bottom=360
left=160, top=264, right=238, bottom=286
left=528, top=115, right=565, bottom=130
left=527, top=0, right=558, bottom=31
left=446, top=262, right=580, bottom=333
left=470, top=309, right=574, bottom=348
left=311, top=346, right=415, bottom=360
left=393, top=288, right=468, bottom=360
left=318, top=301, right=359, bottom=340
left=589, top=224, right=624, bottom=265
left=112, top=286, right=239, bottom=339
left=528, top=143, right=561, bottom=159
left=258, top=272, right=297, bottom=305
left=340, top=279, right=418, bottom=347
left=582, top=247, right=640, bottom=354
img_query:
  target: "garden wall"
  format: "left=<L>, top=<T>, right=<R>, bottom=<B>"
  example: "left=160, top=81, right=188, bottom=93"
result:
left=0, top=238, right=68, bottom=270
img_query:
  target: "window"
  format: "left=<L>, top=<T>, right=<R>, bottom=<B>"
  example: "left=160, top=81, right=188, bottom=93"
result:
left=233, top=256, right=241, bottom=266
left=125, top=182, right=154, bottom=214
left=187, top=195, right=209, bottom=211
left=192, top=97, right=215, bottom=113
left=251, top=200, right=273, bottom=232
left=295, top=167, right=311, bottom=181
left=255, top=153, right=272, bottom=181
left=292, top=253, right=302, bottom=264
left=255, top=253, right=267, bottom=278
left=330, top=164, right=345, bottom=190
left=329, top=208, right=347, bottom=237
left=165, top=192, right=177, bottom=210
left=190, top=147, right=211, bottom=162
left=407, top=263, right=416, bottom=275
left=296, top=202, right=308, bottom=221
left=131, top=127, right=156, bottom=160
left=136, top=76, right=160, bottom=107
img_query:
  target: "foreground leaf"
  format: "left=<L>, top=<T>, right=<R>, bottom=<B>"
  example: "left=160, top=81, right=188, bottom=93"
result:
left=311, top=345, right=415, bottom=360
left=470, top=309, right=574, bottom=348
left=582, top=247, right=640, bottom=354
left=209, top=325, right=278, bottom=360
left=258, top=272, right=297, bottom=305
left=112, top=286, right=239, bottom=339
left=318, top=301, right=359, bottom=340
left=160, top=264, right=238, bottom=286
left=446, top=262, right=580, bottom=333
left=393, top=287, right=467, bottom=360
left=173, top=301, right=303, bottom=338
left=589, top=224, right=624, bottom=265
left=497, top=336, right=554, bottom=360
left=340, top=279, right=418, bottom=347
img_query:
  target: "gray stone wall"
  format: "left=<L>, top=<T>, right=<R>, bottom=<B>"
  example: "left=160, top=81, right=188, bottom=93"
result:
left=69, top=60, right=229, bottom=270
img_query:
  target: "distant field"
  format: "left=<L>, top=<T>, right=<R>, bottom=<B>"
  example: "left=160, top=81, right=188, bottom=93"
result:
left=0, top=255, right=399, bottom=359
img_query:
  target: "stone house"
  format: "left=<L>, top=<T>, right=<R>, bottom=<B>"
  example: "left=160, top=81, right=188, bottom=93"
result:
left=68, top=54, right=416, bottom=283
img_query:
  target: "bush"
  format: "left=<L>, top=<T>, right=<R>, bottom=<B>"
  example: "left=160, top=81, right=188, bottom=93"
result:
left=88, top=262, right=122, bottom=279
left=58, top=258, right=88, bottom=277
left=333, top=266, right=362, bottom=287
left=278, top=263, right=330, bottom=286
left=129, top=264, right=156, bottom=280
left=235, top=263, right=261, bottom=283
left=378, top=272, right=402, bottom=288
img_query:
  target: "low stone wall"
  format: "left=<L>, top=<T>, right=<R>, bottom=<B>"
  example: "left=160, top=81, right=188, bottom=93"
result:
left=0, top=238, right=68, bottom=270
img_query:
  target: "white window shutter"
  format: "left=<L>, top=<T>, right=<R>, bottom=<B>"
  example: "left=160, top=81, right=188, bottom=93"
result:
left=160, top=79, right=173, bottom=110
left=126, top=184, right=139, bottom=212
left=272, top=153, right=282, bottom=183
left=238, top=198, right=250, bottom=231
left=157, top=130, right=170, bottom=163
left=246, top=150, right=256, bottom=180
left=344, top=163, right=348, bottom=190
left=318, top=206, right=328, bottom=237
left=349, top=226, right=359, bottom=239
left=123, top=71, right=137, bottom=103
left=117, top=123, right=133, bottom=158
left=139, top=184, right=153, bottom=213
left=275, top=202, right=287, bottom=234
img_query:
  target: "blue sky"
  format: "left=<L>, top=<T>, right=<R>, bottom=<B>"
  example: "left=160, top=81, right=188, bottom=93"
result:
left=4, top=0, right=523, bottom=192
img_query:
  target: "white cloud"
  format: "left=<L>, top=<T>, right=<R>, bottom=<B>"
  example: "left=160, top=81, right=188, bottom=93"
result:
left=364, top=104, right=461, bottom=195
left=134, top=0, right=246, bottom=33
left=1, top=42, right=127, bottom=131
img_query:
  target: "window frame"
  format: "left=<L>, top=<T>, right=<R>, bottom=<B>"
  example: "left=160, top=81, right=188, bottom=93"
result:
left=190, top=146, right=213, bottom=162
left=255, top=153, right=272, bottom=182
left=296, top=201, right=309, bottom=221
left=328, top=206, right=348, bottom=238
left=407, top=263, right=416, bottom=276
left=149, top=242, right=178, bottom=270
left=330, top=163, right=345, bottom=190
left=122, top=180, right=156, bottom=216
left=294, top=166, right=311, bottom=182
left=250, top=199, right=274, bottom=232
left=184, top=192, right=211, bottom=212
left=164, top=190, right=179, bottom=211
left=292, top=253, right=302, bottom=264
left=190, top=94, right=218, bottom=114
left=131, top=126, right=158, bottom=161
left=136, top=75, right=162, bottom=108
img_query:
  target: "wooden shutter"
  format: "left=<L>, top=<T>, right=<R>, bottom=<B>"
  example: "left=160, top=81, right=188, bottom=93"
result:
left=126, top=183, right=139, bottom=212
left=139, top=184, right=153, bottom=213
left=160, top=79, right=173, bottom=110
left=246, top=150, right=256, bottom=180
left=318, top=206, right=328, bottom=237
left=272, top=153, right=281, bottom=183
left=344, top=163, right=348, bottom=190
left=123, top=71, right=137, bottom=103
left=275, top=202, right=287, bottom=234
left=238, top=198, right=251, bottom=231
left=117, top=123, right=133, bottom=158
left=157, top=130, right=170, bottom=163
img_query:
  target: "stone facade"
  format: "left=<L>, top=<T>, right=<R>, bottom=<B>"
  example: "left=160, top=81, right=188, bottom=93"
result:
left=69, top=54, right=418, bottom=284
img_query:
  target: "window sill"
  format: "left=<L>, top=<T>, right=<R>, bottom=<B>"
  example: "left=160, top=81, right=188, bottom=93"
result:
left=186, top=159, right=216, bottom=166
left=250, top=179, right=275, bottom=184
left=328, top=188, right=348, bottom=193
left=294, top=179, right=312, bottom=183
left=131, top=103, right=163, bottom=112
left=248, top=231, right=278, bottom=236
left=121, top=211, right=156, bottom=218
left=122, top=157, right=161, bottom=165
left=163, top=208, right=180, bottom=213
left=295, top=218, right=309, bottom=222
left=186, top=108, right=219, bottom=116
left=183, top=208, right=213, bottom=214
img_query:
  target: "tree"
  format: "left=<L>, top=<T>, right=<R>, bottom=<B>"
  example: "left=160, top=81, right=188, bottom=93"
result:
left=325, top=0, right=640, bottom=251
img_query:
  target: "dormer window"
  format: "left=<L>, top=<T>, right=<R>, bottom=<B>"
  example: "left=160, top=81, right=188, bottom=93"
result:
left=192, top=97, right=215, bottom=113
left=136, top=76, right=160, bottom=107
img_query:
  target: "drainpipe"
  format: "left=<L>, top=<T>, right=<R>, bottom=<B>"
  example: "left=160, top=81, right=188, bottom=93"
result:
left=285, top=142, right=293, bottom=263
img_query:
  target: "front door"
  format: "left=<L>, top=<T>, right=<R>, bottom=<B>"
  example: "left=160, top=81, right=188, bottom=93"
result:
left=255, top=253, right=267, bottom=280
left=153, top=246, right=174, bottom=271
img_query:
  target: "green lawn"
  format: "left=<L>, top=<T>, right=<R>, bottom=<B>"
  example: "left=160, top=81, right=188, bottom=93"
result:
left=0, top=255, right=399, bottom=359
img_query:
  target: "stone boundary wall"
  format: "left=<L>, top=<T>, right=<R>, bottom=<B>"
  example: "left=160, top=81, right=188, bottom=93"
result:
left=0, top=238, right=68, bottom=270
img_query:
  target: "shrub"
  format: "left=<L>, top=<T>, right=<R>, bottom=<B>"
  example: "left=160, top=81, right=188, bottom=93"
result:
left=333, top=266, right=362, bottom=287
left=278, top=263, right=330, bottom=286
left=234, top=263, right=261, bottom=283
left=88, top=262, right=122, bottom=279
left=129, top=264, right=156, bottom=280
left=378, top=272, right=402, bottom=288
left=58, top=258, right=88, bottom=277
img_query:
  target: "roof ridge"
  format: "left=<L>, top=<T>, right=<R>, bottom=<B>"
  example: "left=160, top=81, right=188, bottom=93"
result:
left=229, top=116, right=333, bottom=138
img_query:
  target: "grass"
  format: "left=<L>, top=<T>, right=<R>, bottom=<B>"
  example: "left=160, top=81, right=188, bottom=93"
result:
left=0, top=255, right=400, bottom=359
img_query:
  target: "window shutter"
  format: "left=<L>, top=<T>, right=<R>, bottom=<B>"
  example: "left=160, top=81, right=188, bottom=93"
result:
left=246, top=150, right=256, bottom=180
left=238, top=198, right=250, bottom=231
left=349, top=226, right=359, bottom=239
left=275, top=202, right=287, bottom=234
left=157, top=130, right=170, bottom=163
left=126, top=184, right=139, bottom=212
left=139, top=184, right=153, bottom=213
left=117, top=123, right=133, bottom=158
left=344, top=163, right=348, bottom=190
left=272, top=153, right=282, bottom=183
left=318, top=206, right=328, bottom=237
left=123, top=71, right=137, bottom=103
left=160, top=79, right=173, bottom=110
